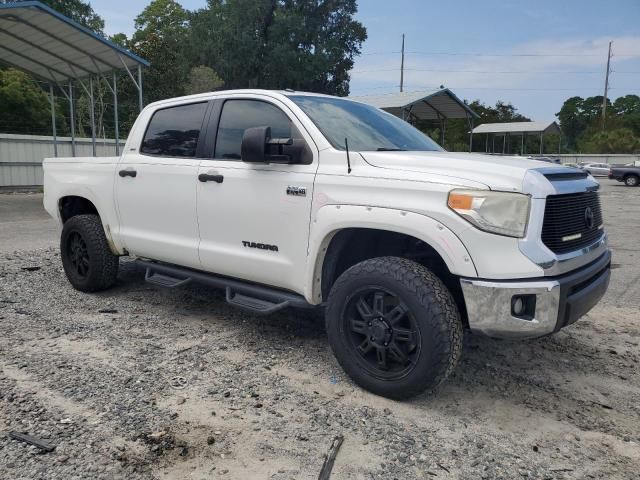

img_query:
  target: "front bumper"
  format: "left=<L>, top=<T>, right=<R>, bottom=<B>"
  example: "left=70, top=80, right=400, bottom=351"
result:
left=460, top=250, right=611, bottom=338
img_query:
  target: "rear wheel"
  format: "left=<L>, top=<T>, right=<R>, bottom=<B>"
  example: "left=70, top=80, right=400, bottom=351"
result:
left=624, top=175, right=639, bottom=187
left=60, top=214, right=119, bottom=292
left=325, top=257, right=462, bottom=399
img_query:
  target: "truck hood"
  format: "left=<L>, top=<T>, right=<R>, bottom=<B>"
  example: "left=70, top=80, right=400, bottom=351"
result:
left=360, top=151, right=562, bottom=192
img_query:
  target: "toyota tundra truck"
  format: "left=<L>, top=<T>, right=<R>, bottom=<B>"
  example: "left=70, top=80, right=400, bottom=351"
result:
left=43, top=90, right=611, bottom=399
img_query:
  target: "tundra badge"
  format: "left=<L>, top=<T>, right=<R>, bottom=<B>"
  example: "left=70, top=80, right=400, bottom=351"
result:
left=286, top=186, right=306, bottom=197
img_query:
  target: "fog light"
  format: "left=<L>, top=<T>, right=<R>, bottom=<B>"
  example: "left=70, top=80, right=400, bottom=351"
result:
left=513, top=297, right=525, bottom=316
left=511, top=294, right=536, bottom=320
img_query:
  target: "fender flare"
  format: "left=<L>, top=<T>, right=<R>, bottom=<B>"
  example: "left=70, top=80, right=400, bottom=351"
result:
left=305, top=204, right=478, bottom=303
left=54, top=187, right=124, bottom=255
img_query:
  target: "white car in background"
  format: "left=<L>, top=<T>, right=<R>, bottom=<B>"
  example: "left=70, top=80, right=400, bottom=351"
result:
left=580, top=163, right=611, bottom=177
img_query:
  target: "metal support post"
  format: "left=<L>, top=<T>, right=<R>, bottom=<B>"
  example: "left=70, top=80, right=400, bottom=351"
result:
left=49, top=83, right=58, bottom=157
left=521, top=134, right=525, bottom=156
left=485, top=134, right=489, bottom=153
left=540, top=133, right=543, bottom=155
left=558, top=133, right=562, bottom=154
left=69, top=81, right=76, bottom=157
left=113, top=72, right=120, bottom=155
left=137, top=64, right=143, bottom=112
left=89, top=76, right=96, bottom=157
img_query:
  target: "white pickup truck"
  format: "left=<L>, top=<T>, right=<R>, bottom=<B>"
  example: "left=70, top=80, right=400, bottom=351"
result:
left=44, top=90, right=611, bottom=399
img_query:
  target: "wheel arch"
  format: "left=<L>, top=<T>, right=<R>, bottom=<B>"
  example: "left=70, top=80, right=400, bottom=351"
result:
left=59, top=195, right=99, bottom=223
left=306, top=205, right=477, bottom=314
left=58, top=195, right=121, bottom=255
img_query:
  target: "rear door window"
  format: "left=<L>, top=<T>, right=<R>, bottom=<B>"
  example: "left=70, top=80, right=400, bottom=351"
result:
left=141, top=102, right=208, bottom=157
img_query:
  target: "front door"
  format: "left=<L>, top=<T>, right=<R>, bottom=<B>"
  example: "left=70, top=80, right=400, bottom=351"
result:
left=196, top=97, right=318, bottom=293
left=115, top=101, right=209, bottom=269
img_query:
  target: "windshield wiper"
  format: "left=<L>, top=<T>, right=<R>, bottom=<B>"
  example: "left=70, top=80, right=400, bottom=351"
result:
left=376, top=147, right=406, bottom=151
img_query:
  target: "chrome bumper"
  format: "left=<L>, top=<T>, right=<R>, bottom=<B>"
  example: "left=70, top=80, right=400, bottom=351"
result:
left=460, top=250, right=611, bottom=339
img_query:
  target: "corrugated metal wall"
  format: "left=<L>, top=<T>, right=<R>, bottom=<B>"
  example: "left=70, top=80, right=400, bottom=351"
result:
left=0, top=134, right=122, bottom=187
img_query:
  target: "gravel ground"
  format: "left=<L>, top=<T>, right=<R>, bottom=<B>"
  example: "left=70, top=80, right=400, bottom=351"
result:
left=1, top=180, right=639, bottom=479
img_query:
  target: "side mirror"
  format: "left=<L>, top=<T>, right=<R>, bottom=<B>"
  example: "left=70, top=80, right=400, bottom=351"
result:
left=241, top=126, right=269, bottom=163
left=241, top=126, right=297, bottom=164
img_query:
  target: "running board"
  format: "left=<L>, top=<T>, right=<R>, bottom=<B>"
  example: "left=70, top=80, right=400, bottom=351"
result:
left=225, top=288, right=290, bottom=315
left=144, top=268, right=192, bottom=288
left=137, top=259, right=313, bottom=315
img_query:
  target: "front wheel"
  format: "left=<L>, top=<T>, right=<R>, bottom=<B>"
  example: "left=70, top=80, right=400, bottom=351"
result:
left=60, top=214, right=119, bottom=292
left=325, top=257, right=462, bottom=399
left=624, top=175, right=639, bottom=187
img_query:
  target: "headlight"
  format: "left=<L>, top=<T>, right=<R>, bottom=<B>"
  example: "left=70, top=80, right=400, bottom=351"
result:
left=447, top=189, right=530, bottom=238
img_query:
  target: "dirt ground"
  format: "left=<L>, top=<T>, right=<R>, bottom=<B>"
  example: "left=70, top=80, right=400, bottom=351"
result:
left=0, top=180, right=639, bottom=480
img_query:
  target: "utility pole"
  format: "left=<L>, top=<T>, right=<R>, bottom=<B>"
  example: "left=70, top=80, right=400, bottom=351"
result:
left=602, top=41, right=612, bottom=129
left=400, top=34, right=405, bottom=92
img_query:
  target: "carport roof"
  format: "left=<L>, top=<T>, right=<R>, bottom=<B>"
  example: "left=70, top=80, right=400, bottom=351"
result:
left=472, top=121, right=561, bottom=135
left=347, top=88, right=480, bottom=120
left=0, top=1, right=149, bottom=83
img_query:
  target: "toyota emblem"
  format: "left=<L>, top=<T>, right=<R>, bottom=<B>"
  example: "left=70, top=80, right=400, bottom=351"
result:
left=584, top=207, right=595, bottom=229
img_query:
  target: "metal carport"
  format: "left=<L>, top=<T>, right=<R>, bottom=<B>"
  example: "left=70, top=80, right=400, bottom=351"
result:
left=0, top=1, right=149, bottom=157
left=348, top=88, right=480, bottom=150
left=471, top=121, right=562, bottom=155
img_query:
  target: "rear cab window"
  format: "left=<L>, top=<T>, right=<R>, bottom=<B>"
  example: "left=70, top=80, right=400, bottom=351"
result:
left=140, top=102, right=208, bottom=157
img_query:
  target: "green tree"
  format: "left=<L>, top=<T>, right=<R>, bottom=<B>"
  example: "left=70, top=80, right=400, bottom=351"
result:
left=0, top=68, right=66, bottom=135
left=130, top=0, right=191, bottom=103
left=185, top=66, right=224, bottom=94
left=613, top=95, right=640, bottom=136
left=556, top=94, right=640, bottom=153
left=556, top=96, right=587, bottom=149
left=1, top=0, right=105, bottom=33
left=580, top=128, right=640, bottom=154
left=189, top=0, right=366, bottom=95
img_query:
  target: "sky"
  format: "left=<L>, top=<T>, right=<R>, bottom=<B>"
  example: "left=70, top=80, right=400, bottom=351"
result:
left=92, top=0, right=640, bottom=121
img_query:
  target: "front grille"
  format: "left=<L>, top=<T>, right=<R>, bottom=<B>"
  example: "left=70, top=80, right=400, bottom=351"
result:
left=541, top=191, right=604, bottom=254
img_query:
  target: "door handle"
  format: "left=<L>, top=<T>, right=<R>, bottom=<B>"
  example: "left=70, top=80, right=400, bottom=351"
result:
left=198, top=173, right=224, bottom=183
left=119, top=169, right=137, bottom=178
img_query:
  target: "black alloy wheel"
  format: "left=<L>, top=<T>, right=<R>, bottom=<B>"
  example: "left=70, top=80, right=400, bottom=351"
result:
left=60, top=214, right=119, bottom=292
left=344, top=287, right=421, bottom=380
left=66, top=231, right=91, bottom=279
left=325, top=257, right=463, bottom=399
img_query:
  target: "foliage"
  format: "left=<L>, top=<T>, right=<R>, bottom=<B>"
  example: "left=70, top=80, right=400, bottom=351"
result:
left=0, top=0, right=105, bottom=33
left=579, top=128, right=640, bottom=154
left=185, top=66, right=224, bottom=94
left=556, top=94, right=640, bottom=153
left=0, top=68, right=66, bottom=135
left=188, top=0, right=366, bottom=96
left=130, top=0, right=191, bottom=103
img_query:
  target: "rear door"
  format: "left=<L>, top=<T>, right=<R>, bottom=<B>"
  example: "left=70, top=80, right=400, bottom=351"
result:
left=115, top=101, right=210, bottom=269
left=196, top=96, right=318, bottom=293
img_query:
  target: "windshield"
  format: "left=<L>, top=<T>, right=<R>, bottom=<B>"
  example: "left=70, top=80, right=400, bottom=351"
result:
left=289, top=95, right=444, bottom=152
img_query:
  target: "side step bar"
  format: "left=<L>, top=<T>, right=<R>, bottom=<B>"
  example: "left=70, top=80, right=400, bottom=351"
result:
left=137, top=259, right=314, bottom=315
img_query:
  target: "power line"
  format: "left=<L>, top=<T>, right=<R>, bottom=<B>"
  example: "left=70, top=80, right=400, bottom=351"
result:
left=351, top=68, right=640, bottom=75
left=358, top=50, right=640, bottom=58
left=403, top=85, right=621, bottom=91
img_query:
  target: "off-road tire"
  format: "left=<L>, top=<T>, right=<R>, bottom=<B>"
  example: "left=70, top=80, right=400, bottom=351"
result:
left=325, top=256, right=463, bottom=399
left=60, top=214, right=119, bottom=292
left=624, top=175, right=639, bottom=187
